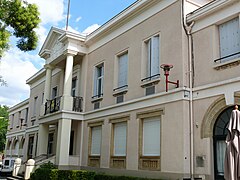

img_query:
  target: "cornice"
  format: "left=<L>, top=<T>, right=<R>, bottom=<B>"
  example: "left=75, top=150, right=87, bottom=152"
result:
left=186, top=0, right=238, bottom=22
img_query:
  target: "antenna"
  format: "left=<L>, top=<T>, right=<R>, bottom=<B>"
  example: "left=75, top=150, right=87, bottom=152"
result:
left=66, top=0, right=71, bottom=31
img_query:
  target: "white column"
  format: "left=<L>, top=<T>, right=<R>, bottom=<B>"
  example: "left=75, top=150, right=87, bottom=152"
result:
left=56, top=118, right=72, bottom=166
left=37, top=124, right=49, bottom=156
left=32, top=132, right=38, bottom=158
left=62, top=53, right=76, bottom=111
left=43, top=64, right=53, bottom=102
left=40, top=64, right=53, bottom=116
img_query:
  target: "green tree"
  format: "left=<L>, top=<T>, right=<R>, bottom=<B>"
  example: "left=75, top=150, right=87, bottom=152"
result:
left=0, top=105, right=9, bottom=152
left=0, top=0, right=40, bottom=57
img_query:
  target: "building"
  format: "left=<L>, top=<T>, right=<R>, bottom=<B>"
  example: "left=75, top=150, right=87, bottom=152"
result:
left=5, top=0, right=240, bottom=180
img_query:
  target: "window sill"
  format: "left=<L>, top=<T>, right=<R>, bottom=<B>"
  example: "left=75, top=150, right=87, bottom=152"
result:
left=213, top=57, right=240, bottom=70
left=113, top=88, right=128, bottom=97
left=141, top=78, right=160, bottom=88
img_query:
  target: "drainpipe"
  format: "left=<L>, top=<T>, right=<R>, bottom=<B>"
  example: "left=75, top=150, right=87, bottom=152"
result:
left=182, top=0, right=195, bottom=179
left=186, top=22, right=194, bottom=180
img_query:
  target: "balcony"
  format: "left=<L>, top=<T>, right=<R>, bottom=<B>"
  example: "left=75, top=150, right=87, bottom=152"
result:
left=44, top=96, right=83, bottom=115
left=72, top=96, right=83, bottom=112
left=45, top=97, right=61, bottom=115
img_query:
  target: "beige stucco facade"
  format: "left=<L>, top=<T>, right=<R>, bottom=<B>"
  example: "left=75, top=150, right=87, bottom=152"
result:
left=5, top=0, right=240, bottom=179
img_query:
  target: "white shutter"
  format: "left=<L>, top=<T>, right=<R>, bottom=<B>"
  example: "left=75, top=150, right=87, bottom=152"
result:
left=147, top=40, right=151, bottom=77
left=219, top=18, right=240, bottom=61
left=151, top=36, right=159, bottom=76
left=114, top=122, right=127, bottom=156
left=93, top=68, right=98, bottom=96
left=118, top=53, right=128, bottom=87
left=91, top=126, right=102, bottom=155
left=143, top=117, right=160, bottom=156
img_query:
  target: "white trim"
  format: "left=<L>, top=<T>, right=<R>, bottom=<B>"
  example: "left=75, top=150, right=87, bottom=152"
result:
left=188, top=0, right=240, bottom=33
left=192, top=77, right=240, bottom=100
left=8, top=99, right=29, bottom=113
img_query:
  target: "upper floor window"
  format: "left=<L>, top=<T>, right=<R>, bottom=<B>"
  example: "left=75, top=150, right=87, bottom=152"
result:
left=71, top=77, right=77, bottom=97
left=33, top=96, right=38, bottom=116
left=52, top=87, right=58, bottom=99
left=117, top=52, right=128, bottom=89
left=93, top=63, right=104, bottom=98
left=25, top=108, right=28, bottom=123
left=145, top=35, right=160, bottom=80
left=219, top=17, right=240, bottom=62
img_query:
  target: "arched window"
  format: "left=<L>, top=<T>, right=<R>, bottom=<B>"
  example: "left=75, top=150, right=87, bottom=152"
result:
left=213, top=106, right=234, bottom=180
left=19, top=138, right=25, bottom=149
left=13, top=140, right=19, bottom=156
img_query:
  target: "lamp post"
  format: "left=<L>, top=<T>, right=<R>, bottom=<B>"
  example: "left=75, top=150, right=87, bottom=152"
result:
left=160, top=64, right=179, bottom=92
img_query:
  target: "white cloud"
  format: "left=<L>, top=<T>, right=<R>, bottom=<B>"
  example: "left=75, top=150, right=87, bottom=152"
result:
left=76, top=16, right=82, bottom=22
left=0, top=48, right=41, bottom=106
left=82, top=24, right=101, bottom=35
left=26, top=0, right=65, bottom=25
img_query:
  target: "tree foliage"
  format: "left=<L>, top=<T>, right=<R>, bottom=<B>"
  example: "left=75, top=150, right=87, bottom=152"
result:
left=0, top=105, right=8, bottom=152
left=0, top=0, right=40, bottom=57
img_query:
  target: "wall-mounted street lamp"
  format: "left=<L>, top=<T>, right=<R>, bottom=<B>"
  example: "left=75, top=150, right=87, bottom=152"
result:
left=160, top=64, right=179, bottom=92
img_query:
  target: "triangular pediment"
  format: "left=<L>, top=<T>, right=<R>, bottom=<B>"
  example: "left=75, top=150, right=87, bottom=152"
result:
left=39, top=27, right=65, bottom=58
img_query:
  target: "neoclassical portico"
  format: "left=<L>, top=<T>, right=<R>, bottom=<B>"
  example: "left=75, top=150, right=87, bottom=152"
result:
left=36, top=27, right=86, bottom=166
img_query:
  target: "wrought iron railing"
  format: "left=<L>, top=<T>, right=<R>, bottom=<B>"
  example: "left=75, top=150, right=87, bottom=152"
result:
left=214, top=51, right=240, bottom=63
left=73, top=96, right=83, bottom=112
left=45, top=96, right=61, bottom=115
left=141, top=74, right=160, bottom=82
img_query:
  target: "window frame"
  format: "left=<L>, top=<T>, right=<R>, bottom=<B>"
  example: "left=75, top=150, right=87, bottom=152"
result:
left=88, top=120, right=104, bottom=167
left=137, top=108, right=163, bottom=171
left=92, top=63, right=104, bottom=99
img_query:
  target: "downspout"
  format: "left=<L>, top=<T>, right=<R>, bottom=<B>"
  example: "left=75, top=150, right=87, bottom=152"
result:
left=182, top=0, right=195, bottom=179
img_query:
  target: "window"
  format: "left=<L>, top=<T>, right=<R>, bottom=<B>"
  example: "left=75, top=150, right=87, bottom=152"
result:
left=48, top=133, right=54, bottom=155
left=90, top=126, right=102, bottom=156
left=145, top=35, right=160, bottom=80
left=142, top=117, right=160, bottom=156
left=93, top=64, right=104, bottom=98
left=118, top=53, right=128, bottom=88
left=113, top=122, right=127, bottom=156
left=52, top=87, right=58, bottom=99
left=71, top=77, right=77, bottom=97
left=42, top=92, right=44, bottom=103
left=28, top=136, right=34, bottom=159
left=33, top=96, right=38, bottom=116
left=219, top=17, right=240, bottom=62
left=25, top=108, right=28, bottom=123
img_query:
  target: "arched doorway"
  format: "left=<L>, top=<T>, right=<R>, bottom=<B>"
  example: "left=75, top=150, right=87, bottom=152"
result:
left=213, top=106, right=234, bottom=180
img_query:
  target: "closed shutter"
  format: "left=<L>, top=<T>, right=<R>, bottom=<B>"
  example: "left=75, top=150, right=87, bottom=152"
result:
left=91, top=126, right=102, bottom=155
left=143, top=117, right=160, bottom=156
left=93, top=68, right=98, bottom=96
left=114, top=122, right=127, bottom=156
left=219, top=18, right=240, bottom=61
left=147, top=39, right=151, bottom=77
left=151, top=35, right=160, bottom=76
left=118, top=53, right=128, bottom=87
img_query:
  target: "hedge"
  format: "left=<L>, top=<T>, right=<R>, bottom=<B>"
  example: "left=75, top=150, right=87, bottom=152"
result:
left=31, top=169, right=95, bottom=180
left=30, top=162, right=161, bottom=180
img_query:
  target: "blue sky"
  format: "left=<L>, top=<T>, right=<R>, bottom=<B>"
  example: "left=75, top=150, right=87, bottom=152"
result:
left=0, top=0, right=136, bottom=106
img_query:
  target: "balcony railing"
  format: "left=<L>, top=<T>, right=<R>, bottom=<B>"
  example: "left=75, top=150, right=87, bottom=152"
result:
left=73, top=96, right=83, bottom=112
left=45, top=96, right=61, bottom=115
